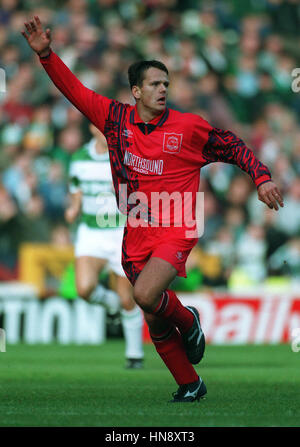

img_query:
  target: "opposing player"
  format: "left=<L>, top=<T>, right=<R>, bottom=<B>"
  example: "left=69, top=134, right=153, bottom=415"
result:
left=65, top=123, right=144, bottom=369
left=22, top=17, right=284, bottom=402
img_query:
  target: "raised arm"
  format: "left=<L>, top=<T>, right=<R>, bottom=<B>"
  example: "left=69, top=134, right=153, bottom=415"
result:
left=202, top=127, right=284, bottom=211
left=21, top=16, right=111, bottom=132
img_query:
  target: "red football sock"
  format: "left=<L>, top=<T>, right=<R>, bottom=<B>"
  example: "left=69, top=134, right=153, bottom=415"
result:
left=150, top=325, right=199, bottom=385
left=153, top=289, right=194, bottom=333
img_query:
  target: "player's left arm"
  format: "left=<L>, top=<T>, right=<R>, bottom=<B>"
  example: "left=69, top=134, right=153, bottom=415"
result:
left=65, top=190, right=82, bottom=224
left=65, top=160, right=82, bottom=224
left=201, top=127, right=284, bottom=211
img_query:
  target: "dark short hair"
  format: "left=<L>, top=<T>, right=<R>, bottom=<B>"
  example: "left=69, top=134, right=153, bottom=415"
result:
left=128, top=60, right=169, bottom=89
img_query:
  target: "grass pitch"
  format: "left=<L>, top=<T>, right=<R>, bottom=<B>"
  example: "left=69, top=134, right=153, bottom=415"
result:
left=0, top=341, right=299, bottom=427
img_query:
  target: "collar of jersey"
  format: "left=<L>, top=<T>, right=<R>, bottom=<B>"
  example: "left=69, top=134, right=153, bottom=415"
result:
left=129, top=105, right=169, bottom=127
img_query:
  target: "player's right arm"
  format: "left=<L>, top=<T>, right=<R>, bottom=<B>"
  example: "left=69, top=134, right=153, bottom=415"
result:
left=21, top=16, right=111, bottom=132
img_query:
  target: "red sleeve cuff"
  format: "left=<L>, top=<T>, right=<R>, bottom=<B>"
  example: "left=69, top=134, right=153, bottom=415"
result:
left=39, top=48, right=53, bottom=62
left=255, top=175, right=272, bottom=188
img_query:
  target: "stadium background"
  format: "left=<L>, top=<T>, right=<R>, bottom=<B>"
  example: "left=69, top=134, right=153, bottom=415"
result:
left=1, top=0, right=300, bottom=430
left=0, top=0, right=299, bottom=345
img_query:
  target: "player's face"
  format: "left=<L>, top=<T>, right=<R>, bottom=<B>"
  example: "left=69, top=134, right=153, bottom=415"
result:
left=138, top=67, right=169, bottom=116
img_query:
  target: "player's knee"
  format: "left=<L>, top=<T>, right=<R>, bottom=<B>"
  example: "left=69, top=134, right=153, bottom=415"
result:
left=133, top=285, right=156, bottom=313
left=120, top=294, right=135, bottom=311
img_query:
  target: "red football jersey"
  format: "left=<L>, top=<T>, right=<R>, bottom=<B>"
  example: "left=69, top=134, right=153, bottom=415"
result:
left=40, top=51, right=271, bottom=231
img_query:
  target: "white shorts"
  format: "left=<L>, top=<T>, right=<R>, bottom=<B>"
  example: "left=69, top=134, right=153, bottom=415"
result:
left=74, top=223, right=125, bottom=276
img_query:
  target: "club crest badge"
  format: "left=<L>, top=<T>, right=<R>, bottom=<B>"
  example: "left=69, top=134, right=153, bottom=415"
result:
left=163, top=133, right=183, bottom=154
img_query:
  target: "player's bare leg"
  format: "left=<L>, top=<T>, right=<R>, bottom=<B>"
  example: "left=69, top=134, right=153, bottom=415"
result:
left=116, top=275, right=135, bottom=311
left=76, top=258, right=144, bottom=367
left=133, top=257, right=178, bottom=313
left=133, top=257, right=204, bottom=357
left=75, top=256, right=119, bottom=313
left=133, top=257, right=196, bottom=337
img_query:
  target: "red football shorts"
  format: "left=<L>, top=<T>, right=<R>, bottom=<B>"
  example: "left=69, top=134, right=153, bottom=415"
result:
left=121, top=223, right=198, bottom=285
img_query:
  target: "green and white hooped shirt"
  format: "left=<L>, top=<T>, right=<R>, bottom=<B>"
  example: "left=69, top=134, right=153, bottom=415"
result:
left=69, top=138, right=126, bottom=229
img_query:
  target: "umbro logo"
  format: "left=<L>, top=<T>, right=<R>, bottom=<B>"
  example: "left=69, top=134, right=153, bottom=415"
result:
left=122, top=129, right=133, bottom=138
left=176, top=251, right=183, bottom=260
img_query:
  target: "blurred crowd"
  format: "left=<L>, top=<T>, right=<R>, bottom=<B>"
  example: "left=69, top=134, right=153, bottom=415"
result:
left=0, top=0, right=300, bottom=290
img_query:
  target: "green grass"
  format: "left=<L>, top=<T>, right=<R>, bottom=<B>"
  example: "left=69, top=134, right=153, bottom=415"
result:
left=0, top=342, right=299, bottom=427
